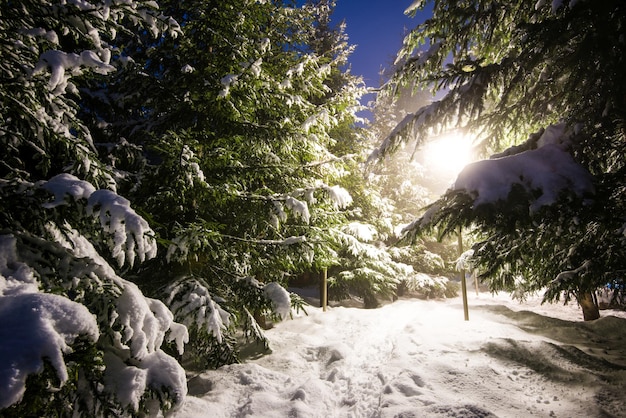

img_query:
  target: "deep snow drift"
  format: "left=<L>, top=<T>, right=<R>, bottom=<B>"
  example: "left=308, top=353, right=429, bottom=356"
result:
left=172, top=292, right=626, bottom=417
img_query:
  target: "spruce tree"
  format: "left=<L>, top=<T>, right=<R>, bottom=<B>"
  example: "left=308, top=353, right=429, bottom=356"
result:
left=80, top=0, right=402, bottom=364
left=374, top=0, right=626, bottom=320
left=0, top=0, right=188, bottom=415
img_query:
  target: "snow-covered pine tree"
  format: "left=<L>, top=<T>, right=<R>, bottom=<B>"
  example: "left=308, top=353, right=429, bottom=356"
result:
left=374, top=0, right=626, bottom=320
left=368, top=81, right=461, bottom=293
left=79, top=0, right=403, bottom=364
left=0, top=1, right=189, bottom=415
left=299, top=0, right=422, bottom=308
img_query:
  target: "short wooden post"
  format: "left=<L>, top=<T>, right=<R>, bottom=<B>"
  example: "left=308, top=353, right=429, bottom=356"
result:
left=474, top=271, right=479, bottom=296
left=458, top=226, right=469, bottom=321
left=320, top=267, right=328, bottom=312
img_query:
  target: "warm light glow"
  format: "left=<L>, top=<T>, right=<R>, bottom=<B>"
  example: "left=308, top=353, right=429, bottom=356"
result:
left=422, top=132, right=474, bottom=180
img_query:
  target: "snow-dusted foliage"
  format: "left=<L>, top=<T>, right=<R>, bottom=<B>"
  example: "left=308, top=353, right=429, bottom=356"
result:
left=285, top=196, right=312, bottom=224
left=33, top=49, right=116, bottom=95
left=455, top=249, right=475, bottom=272
left=399, top=272, right=455, bottom=299
left=0, top=224, right=188, bottom=414
left=84, top=0, right=378, bottom=364
left=264, top=282, right=292, bottom=320
left=165, top=278, right=229, bottom=344
left=180, top=145, right=207, bottom=187
left=325, top=184, right=354, bottom=209
left=323, top=222, right=418, bottom=308
left=344, top=222, right=378, bottom=242
left=87, top=189, right=157, bottom=267
left=1, top=0, right=394, bottom=410
left=271, top=183, right=353, bottom=228
left=0, top=176, right=188, bottom=414
left=1, top=0, right=180, bottom=184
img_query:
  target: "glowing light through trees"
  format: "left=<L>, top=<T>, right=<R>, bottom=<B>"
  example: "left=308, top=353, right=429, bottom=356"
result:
left=414, top=131, right=476, bottom=195
left=423, top=132, right=474, bottom=179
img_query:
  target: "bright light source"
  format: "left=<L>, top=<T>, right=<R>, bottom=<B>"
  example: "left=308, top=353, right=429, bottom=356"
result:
left=422, top=132, right=474, bottom=180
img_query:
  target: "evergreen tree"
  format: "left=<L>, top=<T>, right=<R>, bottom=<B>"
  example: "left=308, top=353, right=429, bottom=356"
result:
left=302, top=0, right=420, bottom=308
left=374, top=0, right=626, bottom=320
left=368, top=75, right=459, bottom=297
left=79, top=0, right=401, bottom=364
left=0, top=1, right=188, bottom=415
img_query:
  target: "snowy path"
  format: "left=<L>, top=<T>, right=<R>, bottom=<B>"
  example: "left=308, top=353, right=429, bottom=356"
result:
left=173, top=294, right=626, bottom=417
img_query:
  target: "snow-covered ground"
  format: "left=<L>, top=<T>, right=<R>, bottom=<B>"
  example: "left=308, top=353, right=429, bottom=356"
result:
left=173, top=291, right=626, bottom=418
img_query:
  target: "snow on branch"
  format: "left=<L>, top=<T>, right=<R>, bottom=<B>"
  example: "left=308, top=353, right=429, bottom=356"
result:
left=87, top=189, right=158, bottom=267
left=551, top=260, right=592, bottom=286
left=453, top=142, right=594, bottom=211
left=269, top=183, right=352, bottom=228
left=0, top=234, right=99, bottom=409
left=395, top=41, right=442, bottom=68
left=42, top=174, right=158, bottom=268
left=101, top=342, right=187, bottom=411
left=41, top=173, right=96, bottom=208
left=181, top=145, right=207, bottom=187
left=369, top=100, right=443, bottom=163
left=0, top=292, right=99, bottom=409
left=165, top=278, right=230, bottom=344
left=44, top=225, right=187, bottom=360
left=343, top=222, right=377, bottom=242
left=33, top=50, right=115, bottom=95
left=334, top=229, right=389, bottom=260
left=285, top=196, right=311, bottom=223
left=444, top=124, right=593, bottom=212
left=264, top=282, right=291, bottom=320
left=456, top=249, right=475, bottom=271
left=534, top=0, right=577, bottom=14
left=324, top=184, right=353, bottom=209
left=29, top=0, right=181, bottom=96
left=302, top=108, right=337, bottom=134
left=42, top=226, right=188, bottom=410
left=254, top=236, right=308, bottom=246
left=404, top=0, right=426, bottom=15
left=113, top=286, right=175, bottom=359
left=403, top=124, right=595, bottom=242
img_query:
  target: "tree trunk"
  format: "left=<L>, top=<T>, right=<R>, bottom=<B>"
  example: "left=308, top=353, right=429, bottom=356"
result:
left=578, top=290, right=600, bottom=321
left=363, top=291, right=379, bottom=309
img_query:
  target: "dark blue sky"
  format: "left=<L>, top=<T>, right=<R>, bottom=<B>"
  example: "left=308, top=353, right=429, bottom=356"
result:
left=332, top=1, right=431, bottom=89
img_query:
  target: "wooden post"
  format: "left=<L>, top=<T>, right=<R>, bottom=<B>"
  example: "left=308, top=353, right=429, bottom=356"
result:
left=320, top=267, right=328, bottom=312
left=474, top=271, right=479, bottom=296
left=458, top=226, right=469, bottom=321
